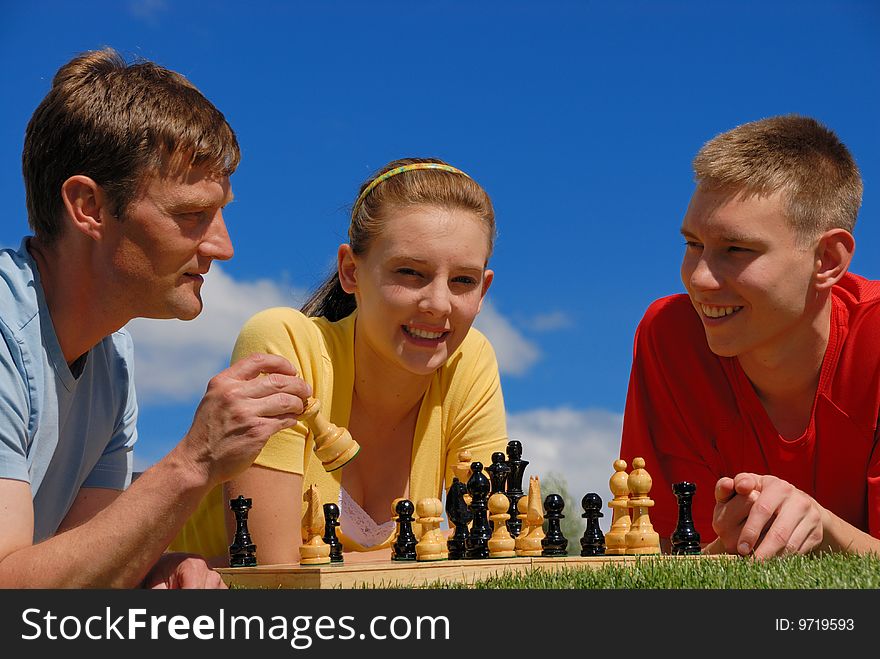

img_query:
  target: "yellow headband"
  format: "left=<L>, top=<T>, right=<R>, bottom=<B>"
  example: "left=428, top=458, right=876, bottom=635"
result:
left=351, top=163, right=472, bottom=219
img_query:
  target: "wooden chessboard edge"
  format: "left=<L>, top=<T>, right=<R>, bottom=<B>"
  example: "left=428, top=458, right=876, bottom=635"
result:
left=216, top=552, right=738, bottom=589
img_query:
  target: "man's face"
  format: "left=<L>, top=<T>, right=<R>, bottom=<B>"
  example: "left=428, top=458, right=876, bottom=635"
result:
left=103, top=164, right=234, bottom=321
left=679, top=187, right=820, bottom=363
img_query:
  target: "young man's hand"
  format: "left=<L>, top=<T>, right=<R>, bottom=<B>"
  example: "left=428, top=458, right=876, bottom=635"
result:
left=179, top=353, right=312, bottom=487
left=711, top=473, right=824, bottom=558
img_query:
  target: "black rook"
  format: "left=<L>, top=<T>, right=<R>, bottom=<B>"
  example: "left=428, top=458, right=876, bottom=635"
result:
left=229, top=495, right=257, bottom=567
left=671, top=481, right=701, bottom=555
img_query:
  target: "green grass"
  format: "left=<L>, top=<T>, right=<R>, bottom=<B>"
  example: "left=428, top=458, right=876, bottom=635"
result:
left=414, top=553, right=880, bottom=589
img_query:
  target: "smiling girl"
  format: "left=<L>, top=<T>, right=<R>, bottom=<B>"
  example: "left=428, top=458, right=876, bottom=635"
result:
left=172, top=158, right=508, bottom=563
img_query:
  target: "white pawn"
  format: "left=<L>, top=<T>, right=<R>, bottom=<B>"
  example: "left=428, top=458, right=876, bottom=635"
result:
left=415, top=498, right=448, bottom=561
left=606, top=458, right=632, bottom=555
left=487, top=492, right=516, bottom=558
left=453, top=450, right=474, bottom=507
left=624, top=457, right=660, bottom=555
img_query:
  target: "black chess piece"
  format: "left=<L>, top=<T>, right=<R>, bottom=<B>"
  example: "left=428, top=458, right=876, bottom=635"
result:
left=486, top=452, right=511, bottom=532
left=392, top=499, right=418, bottom=561
left=541, top=493, right=568, bottom=557
left=465, top=462, right=492, bottom=559
left=579, top=492, right=606, bottom=557
left=504, top=440, right=529, bottom=538
left=487, top=451, right=511, bottom=495
left=671, top=481, right=701, bottom=555
left=446, top=477, right=472, bottom=560
left=228, top=495, right=257, bottom=567
left=322, top=502, right=344, bottom=563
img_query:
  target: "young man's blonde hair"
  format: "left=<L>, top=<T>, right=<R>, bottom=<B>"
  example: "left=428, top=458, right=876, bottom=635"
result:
left=692, top=115, right=862, bottom=242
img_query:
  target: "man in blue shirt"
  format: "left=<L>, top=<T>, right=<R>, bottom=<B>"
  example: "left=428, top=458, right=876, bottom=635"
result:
left=0, top=48, right=311, bottom=587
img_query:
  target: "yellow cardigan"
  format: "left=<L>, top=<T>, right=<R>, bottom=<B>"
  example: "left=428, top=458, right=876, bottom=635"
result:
left=171, top=307, right=508, bottom=557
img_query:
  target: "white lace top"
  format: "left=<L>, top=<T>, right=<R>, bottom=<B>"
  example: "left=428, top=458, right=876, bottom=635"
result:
left=339, top=487, right=397, bottom=549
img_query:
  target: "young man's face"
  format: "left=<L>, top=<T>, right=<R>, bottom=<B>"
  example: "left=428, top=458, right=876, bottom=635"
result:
left=103, top=164, right=234, bottom=321
left=679, top=187, right=820, bottom=362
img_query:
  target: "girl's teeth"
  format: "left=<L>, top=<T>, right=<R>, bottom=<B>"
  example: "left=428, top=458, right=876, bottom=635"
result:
left=406, top=327, right=444, bottom=339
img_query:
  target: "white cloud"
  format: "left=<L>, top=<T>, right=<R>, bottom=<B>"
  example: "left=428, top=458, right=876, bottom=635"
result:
left=507, top=406, right=623, bottom=529
left=474, top=300, right=540, bottom=376
left=127, top=265, right=304, bottom=404
left=528, top=311, right=573, bottom=332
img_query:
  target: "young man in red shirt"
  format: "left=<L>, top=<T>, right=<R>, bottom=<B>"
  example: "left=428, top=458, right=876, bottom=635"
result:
left=620, top=115, right=880, bottom=558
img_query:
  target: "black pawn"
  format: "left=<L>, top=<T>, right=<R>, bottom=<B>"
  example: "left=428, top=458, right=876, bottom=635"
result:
left=671, top=482, right=701, bottom=554
left=322, top=503, right=343, bottom=563
left=228, top=495, right=257, bottom=567
left=579, top=493, right=606, bottom=557
left=504, top=440, right=529, bottom=538
left=446, top=477, right=472, bottom=560
left=465, top=462, right=492, bottom=559
left=541, top=493, right=568, bottom=557
left=392, top=499, right=417, bottom=561
left=487, top=451, right=511, bottom=496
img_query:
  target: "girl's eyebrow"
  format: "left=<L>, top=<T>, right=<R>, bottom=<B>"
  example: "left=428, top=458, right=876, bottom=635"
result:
left=387, top=256, right=485, bottom=273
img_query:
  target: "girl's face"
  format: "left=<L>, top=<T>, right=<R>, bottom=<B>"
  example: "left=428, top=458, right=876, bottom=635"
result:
left=339, top=205, right=493, bottom=377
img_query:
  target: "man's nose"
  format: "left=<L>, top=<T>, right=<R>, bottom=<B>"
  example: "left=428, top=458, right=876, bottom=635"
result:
left=200, top=210, right=234, bottom=261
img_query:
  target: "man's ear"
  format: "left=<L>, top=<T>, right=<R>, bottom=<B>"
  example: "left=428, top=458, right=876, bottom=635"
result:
left=60, top=175, right=111, bottom=241
left=337, top=244, right=358, bottom=294
left=814, top=229, right=855, bottom=291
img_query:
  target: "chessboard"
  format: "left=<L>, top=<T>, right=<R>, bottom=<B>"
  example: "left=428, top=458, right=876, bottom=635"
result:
left=221, top=437, right=716, bottom=588
left=216, top=553, right=733, bottom=589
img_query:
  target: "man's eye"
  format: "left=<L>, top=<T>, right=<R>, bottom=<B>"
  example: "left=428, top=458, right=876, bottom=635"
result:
left=396, top=268, right=421, bottom=277
left=452, top=277, right=478, bottom=286
left=727, top=246, right=751, bottom=253
left=176, top=211, right=204, bottom=221
left=684, top=241, right=702, bottom=249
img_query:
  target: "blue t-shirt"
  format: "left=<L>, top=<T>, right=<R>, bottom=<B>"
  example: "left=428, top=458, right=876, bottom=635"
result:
left=0, top=238, right=137, bottom=542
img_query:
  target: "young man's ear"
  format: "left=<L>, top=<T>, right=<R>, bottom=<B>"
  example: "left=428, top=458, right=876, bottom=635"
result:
left=337, top=244, right=359, bottom=294
left=60, top=175, right=111, bottom=241
left=814, top=229, right=855, bottom=290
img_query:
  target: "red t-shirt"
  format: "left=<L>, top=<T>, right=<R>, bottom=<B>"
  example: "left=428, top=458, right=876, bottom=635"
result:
left=620, top=272, right=880, bottom=542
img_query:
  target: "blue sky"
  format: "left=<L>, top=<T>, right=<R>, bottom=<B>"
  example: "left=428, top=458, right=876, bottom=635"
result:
left=1, top=1, right=878, bottom=504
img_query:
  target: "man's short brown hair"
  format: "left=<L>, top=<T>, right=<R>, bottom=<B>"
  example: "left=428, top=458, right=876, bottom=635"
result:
left=693, top=115, right=862, bottom=241
left=23, top=48, right=240, bottom=244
